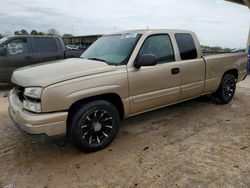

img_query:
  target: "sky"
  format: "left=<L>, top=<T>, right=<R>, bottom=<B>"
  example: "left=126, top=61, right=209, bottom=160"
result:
left=0, top=0, right=249, bottom=48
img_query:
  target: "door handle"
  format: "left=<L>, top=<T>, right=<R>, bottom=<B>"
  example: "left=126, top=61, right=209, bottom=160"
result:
left=171, top=68, right=180, bottom=75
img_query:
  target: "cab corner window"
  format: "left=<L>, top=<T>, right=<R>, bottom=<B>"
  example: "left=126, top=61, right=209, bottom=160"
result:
left=139, top=35, right=175, bottom=64
left=175, top=33, right=198, bottom=60
left=7, top=38, right=28, bottom=55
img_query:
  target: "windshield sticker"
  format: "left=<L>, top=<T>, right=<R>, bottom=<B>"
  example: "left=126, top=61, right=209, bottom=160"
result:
left=121, top=33, right=138, bottom=39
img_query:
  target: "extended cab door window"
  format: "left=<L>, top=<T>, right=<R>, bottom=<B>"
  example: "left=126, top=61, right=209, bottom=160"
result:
left=7, top=38, right=28, bottom=55
left=175, top=33, right=205, bottom=100
left=139, top=35, right=175, bottom=63
left=175, top=34, right=198, bottom=60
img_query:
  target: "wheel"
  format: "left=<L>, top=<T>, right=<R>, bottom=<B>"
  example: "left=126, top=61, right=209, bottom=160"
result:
left=69, top=100, right=120, bottom=152
left=212, top=73, right=236, bottom=104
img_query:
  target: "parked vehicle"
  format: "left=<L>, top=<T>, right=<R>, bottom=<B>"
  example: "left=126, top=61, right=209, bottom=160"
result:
left=9, top=29, right=248, bottom=152
left=0, top=35, right=80, bottom=84
left=66, top=45, right=79, bottom=50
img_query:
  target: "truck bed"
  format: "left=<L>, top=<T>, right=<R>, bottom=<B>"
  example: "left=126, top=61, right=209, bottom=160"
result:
left=202, top=52, right=247, bottom=93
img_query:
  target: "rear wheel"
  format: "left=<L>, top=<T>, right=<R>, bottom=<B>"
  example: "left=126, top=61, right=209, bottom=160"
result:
left=69, top=100, right=120, bottom=152
left=212, top=73, right=236, bottom=104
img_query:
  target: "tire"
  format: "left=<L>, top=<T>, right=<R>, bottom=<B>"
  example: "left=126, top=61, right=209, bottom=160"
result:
left=212, top=73, right=236, bottom=104
left=69, top=100, right=120, bottom=152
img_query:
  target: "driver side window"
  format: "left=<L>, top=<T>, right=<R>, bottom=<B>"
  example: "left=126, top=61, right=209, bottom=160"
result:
left=7, top=38, right=28, bottom=55
left=139, top=35, right=175, bottom=64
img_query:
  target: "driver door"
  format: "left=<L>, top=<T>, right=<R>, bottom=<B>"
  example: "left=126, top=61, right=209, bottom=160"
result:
left=128, top=34, right=181, bottom=115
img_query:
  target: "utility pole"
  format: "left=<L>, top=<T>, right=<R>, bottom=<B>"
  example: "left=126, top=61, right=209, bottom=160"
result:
left=72, top=23, right=75, bottom=35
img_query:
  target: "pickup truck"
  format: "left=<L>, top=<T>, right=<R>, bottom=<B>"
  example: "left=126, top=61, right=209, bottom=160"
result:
left=0, top=35, right=80, bottom=84
left=9, top=29, right=248, bottom=152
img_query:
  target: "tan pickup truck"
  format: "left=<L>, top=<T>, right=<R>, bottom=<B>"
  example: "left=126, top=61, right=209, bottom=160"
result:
left=9, top=29, right=248, bottom=152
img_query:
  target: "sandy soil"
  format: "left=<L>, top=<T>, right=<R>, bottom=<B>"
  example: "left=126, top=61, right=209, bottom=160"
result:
left=0, top=77, right=249, bottom=188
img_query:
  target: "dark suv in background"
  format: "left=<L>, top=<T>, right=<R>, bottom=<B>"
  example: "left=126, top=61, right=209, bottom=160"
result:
left=0, top=36, right=67, bottom=84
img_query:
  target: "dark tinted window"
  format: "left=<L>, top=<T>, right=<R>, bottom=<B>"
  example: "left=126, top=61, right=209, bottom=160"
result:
left=175, top=34, right=197, bottom=60
left=139, top=35, right=175, bottom=63
left=33, top=38, right=57, bottom=53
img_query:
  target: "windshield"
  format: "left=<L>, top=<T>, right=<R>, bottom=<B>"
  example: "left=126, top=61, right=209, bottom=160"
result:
left=0, top=37, right=9, bottom=46
left=81, top=34, right=141, bottom=65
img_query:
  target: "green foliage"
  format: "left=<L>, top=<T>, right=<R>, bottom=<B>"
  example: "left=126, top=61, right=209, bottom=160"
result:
left=14, top=29, right=29, bottom=35
left=14, top=31, right=21, bottom=35
left=62, top=33, right=74, bottom=38
left=30, top=30, right=39, bottom=35
left=38, top=31, right=45, bottom=35
left=201, top=45, right=233, bottom=53
left=14, top=29, right=46, bottom=36
left=47, top=29, right=60, bottom=36
left=20, top=29, right=29, bottom=35
left=0, top=34, right=3, bottom=39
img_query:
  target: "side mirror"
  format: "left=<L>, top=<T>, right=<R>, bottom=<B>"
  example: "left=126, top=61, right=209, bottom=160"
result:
left=0, top=46, right=7, bottom=56
left=134, top=54, right=157, bottom=68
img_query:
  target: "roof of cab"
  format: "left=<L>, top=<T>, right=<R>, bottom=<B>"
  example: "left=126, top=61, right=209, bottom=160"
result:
left=4, top=35, right=61, bottom=39
left=107, top=29, right=194, bottom=35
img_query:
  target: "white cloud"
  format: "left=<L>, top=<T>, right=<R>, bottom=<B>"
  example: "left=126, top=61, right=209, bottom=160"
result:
left=0, top=0, right=249, bottom=48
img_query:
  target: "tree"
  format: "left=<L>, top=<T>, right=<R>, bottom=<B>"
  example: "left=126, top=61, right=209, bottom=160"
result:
left=20, top=29, right=29, bottom=35
left=0, top=34, right=3, bottom=39
left=14, top=29, right=29, bottom=35
left=47, top=29, right=60, bottom=36
left=38, top=31, right=45, bottom=35
left=201, top=45, right=232, bottom=53
left=14, top=31, right=21, bottom=35
left=30, top=30, right=39, bottom=35
left=62, top=33, right=73, bottom=38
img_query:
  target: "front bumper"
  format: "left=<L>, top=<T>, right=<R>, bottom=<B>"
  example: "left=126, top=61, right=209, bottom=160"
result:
left=8, top=89, right=68, bottom=141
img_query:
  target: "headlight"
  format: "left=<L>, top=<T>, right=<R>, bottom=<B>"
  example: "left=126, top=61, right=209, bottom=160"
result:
left=24, top=87, right=43, bottom=99
left=23, top=100, right=41, bottom=113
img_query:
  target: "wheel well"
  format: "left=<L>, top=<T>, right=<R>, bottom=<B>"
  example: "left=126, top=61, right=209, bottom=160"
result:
left=223, top=69, right=238, bottom=80
left=66, top=93, right=124, bottom=136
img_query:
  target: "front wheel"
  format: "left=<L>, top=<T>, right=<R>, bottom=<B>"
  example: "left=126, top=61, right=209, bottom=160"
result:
left=69, top=100, right=120, bottom=152
left=212, top=73, right=236, bottom=104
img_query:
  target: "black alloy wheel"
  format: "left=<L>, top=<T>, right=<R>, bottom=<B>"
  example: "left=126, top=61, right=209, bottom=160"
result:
left=212, top=73, right=236, bottom=104
left=70, top=100, right=120, bottom=152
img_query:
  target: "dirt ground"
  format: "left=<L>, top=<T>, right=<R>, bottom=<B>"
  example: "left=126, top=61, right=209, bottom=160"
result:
left=0, top=77, right=250, bottom=188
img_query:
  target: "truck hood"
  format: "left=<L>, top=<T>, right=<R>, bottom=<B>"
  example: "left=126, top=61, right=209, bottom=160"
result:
left=12, top=58, right=117, bottom=87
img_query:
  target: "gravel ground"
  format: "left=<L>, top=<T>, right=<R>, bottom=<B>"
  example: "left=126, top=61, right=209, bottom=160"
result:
left=0, top=76, right=249, bottom=188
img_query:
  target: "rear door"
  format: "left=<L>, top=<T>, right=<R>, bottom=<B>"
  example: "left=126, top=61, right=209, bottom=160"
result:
left=31, top=37, right=62, bottom=63
left=0, top=37, right=33, bottom=83
left=175, top=33, right=205, bottom=100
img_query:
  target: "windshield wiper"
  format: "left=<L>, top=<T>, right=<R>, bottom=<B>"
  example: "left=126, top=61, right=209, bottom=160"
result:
left=87, top=57, right=107, bottom=63
left=86, top=57, right=117, bottom=66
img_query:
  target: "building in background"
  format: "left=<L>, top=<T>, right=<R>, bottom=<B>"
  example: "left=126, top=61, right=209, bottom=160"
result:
left=63, top=34, right=103, bottom=49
